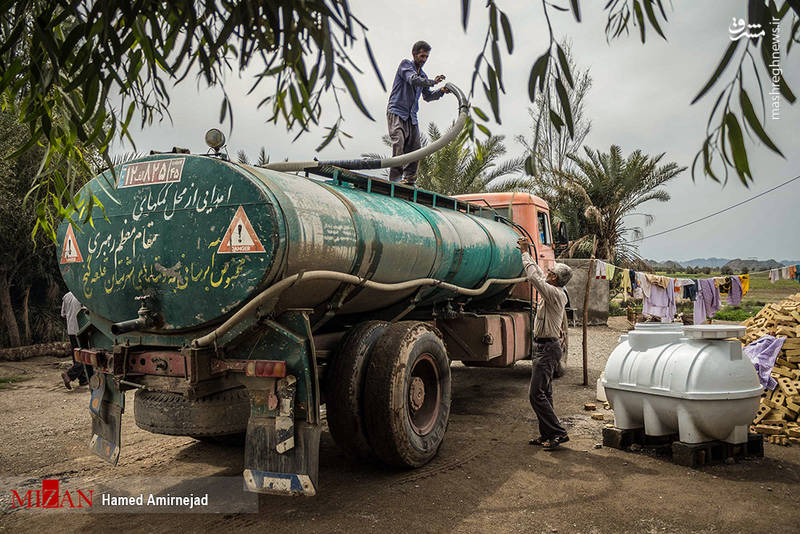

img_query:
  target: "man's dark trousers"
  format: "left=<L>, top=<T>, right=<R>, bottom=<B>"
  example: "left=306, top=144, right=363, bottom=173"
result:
left=65, top=334, right=92, bottom=384
left=529, top=339, right=567, bottom=440
left=387, top=112, right=421, bottom=182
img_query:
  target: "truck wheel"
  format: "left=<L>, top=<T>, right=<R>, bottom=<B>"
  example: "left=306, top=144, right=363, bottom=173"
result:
left=364, top=321, right=451, bottom=468
left=325, top=320, right=389, bottom=460
left=134, top=388, right=250, bottom=437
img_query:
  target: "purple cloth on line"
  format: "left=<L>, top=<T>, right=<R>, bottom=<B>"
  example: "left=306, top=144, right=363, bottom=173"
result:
left=642, top=278, right=676, bottom=323
left=728, top=275, right=743, bottom=306
left=693, top=278, right=721, bottom=325
left=743, top=335, right=785, bottom=390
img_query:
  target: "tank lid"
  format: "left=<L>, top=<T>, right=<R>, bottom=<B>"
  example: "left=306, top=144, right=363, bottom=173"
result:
left=682, top=325, right=745, bottom=339
left=633, top=322, right=683, bottom=332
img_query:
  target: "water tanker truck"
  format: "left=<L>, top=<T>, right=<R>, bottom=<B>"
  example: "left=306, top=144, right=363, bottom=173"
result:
left=58, top=85, right=568, bottom=495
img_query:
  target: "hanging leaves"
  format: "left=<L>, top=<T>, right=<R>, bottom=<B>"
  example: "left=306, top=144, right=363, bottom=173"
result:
left=739, top=89, right=783, bottom=157
left=528, top=53, right=550, bottom=102
left=0, top=0, right=387, bottom=241
left=692, top=40, right=740, bottom=104
left=336, top=65, right=375, bottom=121
left=724, top=112, right=752, bottom=185
left=556, top=44, right=574, bottom=89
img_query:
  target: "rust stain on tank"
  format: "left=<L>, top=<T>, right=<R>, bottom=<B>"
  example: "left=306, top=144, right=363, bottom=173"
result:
left=154, top=261, right=185, bottom=284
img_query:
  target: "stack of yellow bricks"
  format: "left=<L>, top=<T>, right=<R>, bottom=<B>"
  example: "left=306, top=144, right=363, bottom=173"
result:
left=743, top=292, right=800, bottom=446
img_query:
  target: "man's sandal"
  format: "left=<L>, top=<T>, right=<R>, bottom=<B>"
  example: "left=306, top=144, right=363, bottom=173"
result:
left=542, top=435, right=569, bottom=451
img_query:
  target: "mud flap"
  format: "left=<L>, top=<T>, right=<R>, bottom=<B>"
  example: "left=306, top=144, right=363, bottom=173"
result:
left=243, top=376, right=320, bottom=496
left=243, top=421, right=321, bottom=496
left=88, top=372, right=124, bottom=465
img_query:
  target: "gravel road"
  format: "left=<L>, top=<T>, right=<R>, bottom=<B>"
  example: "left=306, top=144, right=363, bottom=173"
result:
left=1, top=318, right=798, bottom=533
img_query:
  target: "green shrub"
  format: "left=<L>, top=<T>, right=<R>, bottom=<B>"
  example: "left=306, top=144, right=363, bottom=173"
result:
left=714, top=302, right=761, bottom=321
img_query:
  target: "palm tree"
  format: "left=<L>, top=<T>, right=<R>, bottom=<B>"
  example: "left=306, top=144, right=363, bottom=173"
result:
left=554, top=145, right=686, bottom=266
left=363, top=122, right=523, bottom=196
left=236, top=147, right=270, bottom=166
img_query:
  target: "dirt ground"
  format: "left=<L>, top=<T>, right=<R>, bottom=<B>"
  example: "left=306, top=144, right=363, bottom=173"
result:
left=1, top=317, right=799, bottom=533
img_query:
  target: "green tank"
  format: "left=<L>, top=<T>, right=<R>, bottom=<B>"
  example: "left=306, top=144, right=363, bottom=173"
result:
left=59, top=153, right=533, bottom=497
left=59, top=154, right=523, bottom=336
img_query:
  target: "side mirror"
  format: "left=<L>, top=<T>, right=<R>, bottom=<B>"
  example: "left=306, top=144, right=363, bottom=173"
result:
left=555, top=221, right=569, bottom=244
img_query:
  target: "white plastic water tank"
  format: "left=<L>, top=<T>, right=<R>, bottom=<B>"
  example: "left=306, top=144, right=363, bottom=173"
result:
left=602, top=324, right=761, bottom=444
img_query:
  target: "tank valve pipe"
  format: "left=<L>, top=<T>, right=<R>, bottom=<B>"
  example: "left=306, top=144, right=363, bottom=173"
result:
left=191, top=270, right=526, bottom=348
left=110, top=316, right=153, bottom=335
left=111, top=296, right=158, bottom=335
left=259, top=83, right=469, bottom=174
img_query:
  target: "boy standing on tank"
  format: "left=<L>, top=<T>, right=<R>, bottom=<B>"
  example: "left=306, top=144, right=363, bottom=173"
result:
left=386, top=41, right=449, bottom=186
left=517, top=237, right=573, bottom=450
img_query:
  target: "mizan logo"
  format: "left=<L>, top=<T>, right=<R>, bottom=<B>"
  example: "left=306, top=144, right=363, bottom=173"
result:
left=10, top=479, right=93, bottom=509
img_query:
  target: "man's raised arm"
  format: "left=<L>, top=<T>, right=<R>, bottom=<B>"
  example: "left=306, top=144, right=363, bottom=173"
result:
left=519, top=240, right=563, bottom=303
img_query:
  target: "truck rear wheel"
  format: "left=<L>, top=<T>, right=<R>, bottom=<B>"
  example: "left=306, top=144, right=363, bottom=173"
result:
left=134, top=388, right=250, bottom=438
left=325, top=320, right=389, bottom=460
left=364, top=322, right=451, bottom=468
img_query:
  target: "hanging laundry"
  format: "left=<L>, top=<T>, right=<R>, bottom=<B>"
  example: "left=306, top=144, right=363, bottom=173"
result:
left=645, top=273, right=670, bottom=289
left=716, top=276, right=732, bottom=296
left=636, top=272, right=651, bottom=299
left=728, top=275, right=743, bottom=306
left=606, top=263, right=615, bottom=280
left=629, top=269, right=638, bottom=289
left=743, top=335, right=785, bottom=390
left=780, top=266, right=791, bottom=280
left=739, top=274, right=749, bottom=296
left=789, top=265, right=797, bottom=280
left=694, top=278, right=721, bottom=325
left=795, top=265, right=800, bottom=283
left=683, top=279, right=698, bottom=302
left=643, top=278, right=676, bottom=323
left=594, top=260, right=607, bottom=279
left=769, top=268, right=780, bottom=283
left=620, top=269, right=632, bottom=301
left=673, top=279, right=694, bottom=301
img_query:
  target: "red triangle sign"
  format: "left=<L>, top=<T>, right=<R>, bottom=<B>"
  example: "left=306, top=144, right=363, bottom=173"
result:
left=60, top=225, right=84, bottom=264
left=218, top=206, right=266, bottom=254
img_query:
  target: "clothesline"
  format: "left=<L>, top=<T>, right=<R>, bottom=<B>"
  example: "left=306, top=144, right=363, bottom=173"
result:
left=580, top=258, right=799, bottom=325
left=580, top=258, right=789, bottom=278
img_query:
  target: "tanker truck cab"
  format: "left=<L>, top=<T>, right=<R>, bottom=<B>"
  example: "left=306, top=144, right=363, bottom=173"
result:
left=453, top=192, right=561, bottom=300
left=59, top=147, right=568, bottom=497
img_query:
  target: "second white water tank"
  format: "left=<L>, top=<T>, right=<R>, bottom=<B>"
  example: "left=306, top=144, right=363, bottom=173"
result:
left=603, top=324, right=762, bottom=444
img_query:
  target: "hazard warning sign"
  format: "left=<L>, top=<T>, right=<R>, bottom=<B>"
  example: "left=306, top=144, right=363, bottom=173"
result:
left=218, top=206, right=266, bottom=254
left=60, top=225, right=84, bottom=264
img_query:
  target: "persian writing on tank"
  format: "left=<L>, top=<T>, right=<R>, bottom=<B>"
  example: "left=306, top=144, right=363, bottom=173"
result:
left=130, top=181, right=234, bottom=221
left=80, top=227, right=247, bottom=299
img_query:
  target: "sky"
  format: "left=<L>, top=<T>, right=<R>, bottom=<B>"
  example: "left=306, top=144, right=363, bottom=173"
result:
left=118, top=1, right=800, bottom=263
